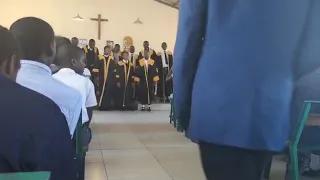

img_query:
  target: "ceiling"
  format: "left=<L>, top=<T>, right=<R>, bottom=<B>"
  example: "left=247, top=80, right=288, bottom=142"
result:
left=154, top=0, right=180, bottom=9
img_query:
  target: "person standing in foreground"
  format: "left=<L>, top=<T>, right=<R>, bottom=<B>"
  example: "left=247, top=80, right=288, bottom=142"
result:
left=173, top=1, right=320, bottom=180
left=11, top=17, right=82, bottom=136
left=0, top=25, right=76, bottom=180
left=134, top=50, right=159, bottom=111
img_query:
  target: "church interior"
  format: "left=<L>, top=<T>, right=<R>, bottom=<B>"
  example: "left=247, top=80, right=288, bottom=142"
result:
left=1, top=0, right=319, bottom=180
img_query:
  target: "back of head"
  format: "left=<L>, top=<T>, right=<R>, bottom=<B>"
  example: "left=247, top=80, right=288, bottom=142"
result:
left=10, top=17, right=55, bottom=65
left=55, top=36, right=71, bottom=48
left=0, top=25, right=20, bottom=81
left=55, top=44, right=83, bottom=67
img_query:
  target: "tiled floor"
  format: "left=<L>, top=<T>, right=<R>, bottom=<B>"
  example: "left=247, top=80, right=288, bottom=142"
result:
left=86, top=104, right=313, bottom=180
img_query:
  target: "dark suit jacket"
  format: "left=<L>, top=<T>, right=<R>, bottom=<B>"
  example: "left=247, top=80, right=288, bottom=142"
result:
left=174, top=0, right=320, bottom=151
left=0, top=75, right=76, bottom=180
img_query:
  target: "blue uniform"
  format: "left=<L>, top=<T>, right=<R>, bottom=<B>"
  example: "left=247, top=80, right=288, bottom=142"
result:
left=0, top=75, right=76, bottom=180
left=17, top=60, right=82, bottom=135
left=174, top=0, right=320, bottom=151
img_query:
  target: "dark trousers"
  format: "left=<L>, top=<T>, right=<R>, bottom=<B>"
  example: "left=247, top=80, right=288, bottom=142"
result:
left=199, top=141, right=270, bottom=180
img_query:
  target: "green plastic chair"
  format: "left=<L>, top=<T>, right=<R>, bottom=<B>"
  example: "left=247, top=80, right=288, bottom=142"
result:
left=287, top=101, right=320, bottom=180
left=169, top=96, right=176, bottom=127
left=0, top=172, right=50, bottom=180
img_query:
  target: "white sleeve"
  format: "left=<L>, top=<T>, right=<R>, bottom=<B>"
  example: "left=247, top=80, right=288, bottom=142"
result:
left=85, top=79, right=97, bottom=107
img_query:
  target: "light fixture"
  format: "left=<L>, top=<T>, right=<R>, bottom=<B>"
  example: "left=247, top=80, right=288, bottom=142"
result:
left=73, top=14, right=84, bottom=21
left=133, top=18, right=143, bottom=24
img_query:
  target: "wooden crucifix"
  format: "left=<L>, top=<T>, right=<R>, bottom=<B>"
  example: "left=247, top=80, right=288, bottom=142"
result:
left=90, top=14, right=108, bottom=40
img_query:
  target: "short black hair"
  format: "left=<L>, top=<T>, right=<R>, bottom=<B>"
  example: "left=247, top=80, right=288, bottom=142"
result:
left=89, top=39, right=95, bottom=43
left=121, top=51, right=128, bottom=56
left=55, top=36, right=71, bottom=48
left=144, top=41, right=149, bottom=43
left=55, top=44, right=84, bottom=66
left=10, top=17, right=55, bottom=60
left=0, top=26, right=20, bottom=64
left=104, top=45, right=111, bottom=50
left=71, top=37, right=78, bottom=40
left=114, top=44, right=120, bottom=47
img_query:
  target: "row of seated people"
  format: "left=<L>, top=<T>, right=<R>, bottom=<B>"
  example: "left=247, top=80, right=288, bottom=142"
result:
left=0, top=17, right=96, bottom=180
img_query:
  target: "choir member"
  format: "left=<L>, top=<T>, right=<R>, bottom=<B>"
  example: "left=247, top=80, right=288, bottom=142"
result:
left=156, top=42, right=173, bottom=102
left=129, top=45, right=139, bottom=100
left=115, top=51, right=135, bottom=109
left=134, top=50, right=159, bottom=111
left=129, top=46, right=139, bottom=70
left=71, top=37, right=79, bottom=47
left=111, top=44, right=121, bottom=63
left=138, top=41, right=157, bottom=60
left=93, top=46, right=117, bottom=110
left=83, top=39, right=99, bottom=90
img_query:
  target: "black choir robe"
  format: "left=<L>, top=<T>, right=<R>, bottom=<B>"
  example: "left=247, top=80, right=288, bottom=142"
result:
left=156, top=50, right=173, bottom=100
left=134, top=58, right=159, bottom=105
left=129, top=53, right=139, bottom=99
left=93, top=54, right=117, bottom=110
left=115, top=60, right=135, bottom=108
left=0, top=75, right=76, bottom=180
left=137, top=48, right=157, bottom=61
left=83, top=45, right=99, bottom=71
left=111, top=51, right=122, bottom=63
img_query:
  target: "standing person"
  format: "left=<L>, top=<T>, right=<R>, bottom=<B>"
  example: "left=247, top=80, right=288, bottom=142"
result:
left=0, top=26, right=76, bottom=180
left=71, top=37, right=79, bottom=47
left=138, top=41, right=157, bottom=60
left=156, top=42, right=173, bottom=102
left=173, top=1, right=320, bottom=180
left=115, top=51, right=135, bottom=109
left=94, top=45, right=117, bottom=110
left=11, top=17, right=82, bottom=136
left=134, top=50, right=159, bottom=111
left=111, top=44, right=121, bottom=63
left=83, top=39, right=99, bottom=71
left=129, top=45, right=138, bottom=69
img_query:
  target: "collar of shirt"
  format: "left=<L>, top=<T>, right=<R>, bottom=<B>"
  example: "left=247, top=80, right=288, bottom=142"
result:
left=88, top=46, right=93, bottom=51
left=123, top=60, right=129, bottom=64
left=104, top=54, right=109, bottom=58
left=58, top=68, right=76, bottom=74
left=20, top=60, right=52, bottom=75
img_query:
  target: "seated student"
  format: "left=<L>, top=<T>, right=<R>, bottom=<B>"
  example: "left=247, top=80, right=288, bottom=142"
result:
left=11, top=17, right=82, bottom=136
left=0, top=26, right=76, bottom=180
left=263, top=69, right=320, bottom=180
left=53, top=44, right=97, bottom=125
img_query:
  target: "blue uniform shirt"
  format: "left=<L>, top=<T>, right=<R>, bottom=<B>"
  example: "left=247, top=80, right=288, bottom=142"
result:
left=16, top=60, right=82, bottom=135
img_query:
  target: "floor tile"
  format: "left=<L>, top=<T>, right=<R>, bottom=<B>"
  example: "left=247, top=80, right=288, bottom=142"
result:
left=148, top=147, right=200, bottom=162
left=136, top=132, right=194, bottom=148
left=159, top=160, right=205, bottom=180
left=86, top=150, right=104, bottom=163
left=98, top=133, right=145, bottom=150
left=85, top=162, right=107, bottom=180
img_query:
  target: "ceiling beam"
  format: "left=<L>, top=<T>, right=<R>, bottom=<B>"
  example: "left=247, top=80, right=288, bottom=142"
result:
left=154, top=0, right=179, bottom=10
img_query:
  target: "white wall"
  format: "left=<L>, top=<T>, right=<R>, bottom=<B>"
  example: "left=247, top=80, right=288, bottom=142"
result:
left=0, top=0, right=178, bottom=52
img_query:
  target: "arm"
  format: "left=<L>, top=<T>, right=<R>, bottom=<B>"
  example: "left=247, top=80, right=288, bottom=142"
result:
left=173, top=0, right=207, bottom=130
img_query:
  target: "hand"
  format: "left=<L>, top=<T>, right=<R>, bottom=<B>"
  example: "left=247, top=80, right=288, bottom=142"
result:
left=117, top=82, right=121, bottom=88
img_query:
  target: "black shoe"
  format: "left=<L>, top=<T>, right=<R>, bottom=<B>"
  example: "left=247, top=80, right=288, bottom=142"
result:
left=141, top=107, right=146, bottom=111
left=147, top=107, right=151, bottom=111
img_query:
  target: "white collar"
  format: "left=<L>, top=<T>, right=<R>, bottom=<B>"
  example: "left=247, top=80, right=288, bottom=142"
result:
left=58, top=68, right=76, bottom=74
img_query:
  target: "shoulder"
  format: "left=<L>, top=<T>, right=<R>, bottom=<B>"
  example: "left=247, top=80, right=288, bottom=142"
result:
left=167, top=51, right=173, bottom=55
left=2, top=79, right=63, bottom=118
left=157, top=52, right=161, bottom=56
left=149, top=59, right=156, bottom=66
left=98, top=54, right=105, bottom=60
left=118, top=61, right=125, bottom=66
left=51, top=78, right=82, bottom=105
left=83, top=68, right=91, bottom=77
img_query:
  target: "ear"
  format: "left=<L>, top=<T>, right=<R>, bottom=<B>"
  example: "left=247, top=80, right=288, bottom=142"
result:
left=71, top=58, right=77, bottom=65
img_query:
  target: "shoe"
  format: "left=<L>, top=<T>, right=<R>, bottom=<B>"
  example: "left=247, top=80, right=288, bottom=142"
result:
left=147, top=107, right=151, bottom=111
left=141, top=107, right=146, bottom=111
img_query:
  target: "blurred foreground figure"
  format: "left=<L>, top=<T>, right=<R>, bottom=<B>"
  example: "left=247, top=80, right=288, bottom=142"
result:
left=173, top=0, right=320, bottom=179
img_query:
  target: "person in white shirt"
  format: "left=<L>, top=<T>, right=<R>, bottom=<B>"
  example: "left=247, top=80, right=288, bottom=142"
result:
left=53, top=44, right=97, bottom=125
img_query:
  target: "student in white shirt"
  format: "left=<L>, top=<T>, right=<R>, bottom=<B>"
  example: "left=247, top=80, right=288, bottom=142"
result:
left=53, top=44, right=97, bottom=125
